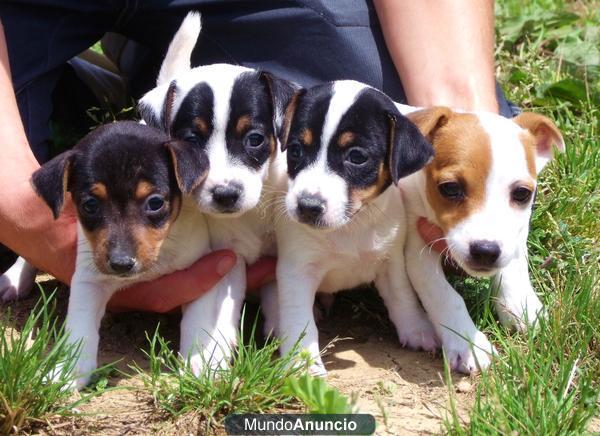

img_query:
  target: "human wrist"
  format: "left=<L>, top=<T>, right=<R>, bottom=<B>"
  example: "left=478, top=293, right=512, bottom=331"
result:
left=0, top=169, right=77, bottom=284
left=405, top=73, right=499, bottom=114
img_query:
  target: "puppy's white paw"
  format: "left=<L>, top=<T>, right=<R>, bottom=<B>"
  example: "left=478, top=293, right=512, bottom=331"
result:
left=187, top=343, right=232, bottom=377
left=49, top=358, right=95, bottom=391
left=0, top=280, right=19, bottom=302
left=443, top=330, right=496, bottom=374
left=308, top=359, right=327, bottom=378
left=396, top=315, right=440, bottom=352
left=73, top=359, right=96, bottom=390
left=497, top=293, right=545, bottom=332
left=0, top=262, right=35, bottom=302
left=0, top=258, right=36, bottom=302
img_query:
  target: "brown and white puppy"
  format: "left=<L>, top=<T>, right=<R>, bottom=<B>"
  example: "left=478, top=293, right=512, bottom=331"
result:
left=398, top=106, right=565, bottom=373
left=29, top=121, right=215, bottom=389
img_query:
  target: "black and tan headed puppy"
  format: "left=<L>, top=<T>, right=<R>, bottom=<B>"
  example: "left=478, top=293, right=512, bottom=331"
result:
left=29, top=121, right=221, bottom=389
left=264, top=80, right=437, bottom=376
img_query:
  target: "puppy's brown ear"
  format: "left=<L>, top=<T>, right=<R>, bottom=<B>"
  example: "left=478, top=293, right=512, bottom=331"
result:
left=31, top=150, right=76, bottom=219
left=139, top=80, right=178, bottom=135
left=513, top=112, right=565, bottom=173
left=406, top=106, right=453, bottom=142
left=259, top=71, right=304, bottom=150
left=166, top=140, right=209, bottom=194
left=387, top=111, right=435, bottom=185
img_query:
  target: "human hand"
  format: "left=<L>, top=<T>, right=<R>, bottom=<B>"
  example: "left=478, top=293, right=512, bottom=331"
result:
left=416, top=217, right=447, bottom=253
left=107, top=254, right=277, bottom=313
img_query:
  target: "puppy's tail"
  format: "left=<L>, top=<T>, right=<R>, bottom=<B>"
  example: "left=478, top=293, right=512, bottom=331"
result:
left=157, top=11, right=202, bottom=86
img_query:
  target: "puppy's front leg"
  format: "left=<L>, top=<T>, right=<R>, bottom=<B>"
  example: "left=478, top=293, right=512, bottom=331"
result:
left=405, top=225, right=496, bottom=374
left=376, top=243, right=439, bottom=352
left=62, top=275, right=112, bottom=389
left=181, top=258, right=245, bottom=375
left=493, top=244, right=543, bottom=331
left=277, top=259, right=324, bottom=376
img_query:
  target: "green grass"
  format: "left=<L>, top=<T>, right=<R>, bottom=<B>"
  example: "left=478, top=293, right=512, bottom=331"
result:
left=284, top=373, right=357, bottom=414
left=0, top=292, right=88, bottom=433
left=445, top=0, right=599, bottom=433
left=133, top=313, right=311, bottom=426
left=133, top=312, right=356, bottom=431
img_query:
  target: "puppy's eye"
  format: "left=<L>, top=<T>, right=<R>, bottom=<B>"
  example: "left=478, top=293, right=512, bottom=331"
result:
left=288, top=142, right=303, bottom=161
left=81, top=197, right=100, bottom=216
left=146, top=195, right=166, bottom=212
left=346, top=149, right=368, bottom=166
left=511, top=186, right=533, bottom=204
left=244, top=131, right=265, bottom=148
left=438, top=182, right=464, bottom=200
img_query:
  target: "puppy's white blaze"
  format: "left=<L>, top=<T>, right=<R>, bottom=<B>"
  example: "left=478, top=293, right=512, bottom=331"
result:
left=320, top=80, right=369, bottom=150
left=170, top=64, right=253, bottom=125
left=447, top=113, right=536, bottom=274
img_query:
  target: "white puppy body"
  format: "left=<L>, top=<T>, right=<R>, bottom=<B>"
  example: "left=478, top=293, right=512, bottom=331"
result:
left=275, top=186, right=436, bottom=375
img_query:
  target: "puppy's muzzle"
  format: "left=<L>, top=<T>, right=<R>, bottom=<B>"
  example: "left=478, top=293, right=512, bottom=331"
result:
left=296, top=194, right=326, bottom=225
left=468, top=240, right=501, bottom=270
left=107, top=252, right=137, bottom=276
left=211, top=182, right=243, bottom=212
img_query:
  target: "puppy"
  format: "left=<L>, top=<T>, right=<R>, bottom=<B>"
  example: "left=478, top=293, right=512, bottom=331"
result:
left=31, top=121, right=216, bottom=389
left=398, top=106, right=565, bottom=373
left=270, top=80, right=435, bottom=375
left=138, top=12, right=295, bottom=359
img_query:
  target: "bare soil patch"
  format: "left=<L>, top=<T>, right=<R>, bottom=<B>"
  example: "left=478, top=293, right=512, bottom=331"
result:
left=4, top=277, right=475, bottom=435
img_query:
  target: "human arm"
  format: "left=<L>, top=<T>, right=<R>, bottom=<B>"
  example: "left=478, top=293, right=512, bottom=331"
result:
left=373, top=0, right=499, bottom=113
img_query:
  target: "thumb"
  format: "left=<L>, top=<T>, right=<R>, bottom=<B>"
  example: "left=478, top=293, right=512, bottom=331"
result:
left=416, top=217, right=447, bottom=253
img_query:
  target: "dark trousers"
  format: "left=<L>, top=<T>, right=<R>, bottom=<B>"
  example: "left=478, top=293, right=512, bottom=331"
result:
left=0, top=0, right=515, bottom=164
left=0, top=1, right=517, bottom=264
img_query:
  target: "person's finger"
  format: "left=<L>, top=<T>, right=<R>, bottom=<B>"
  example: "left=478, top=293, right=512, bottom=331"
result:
left=246, top=256, right=277, bottom=295
left=107, top=249, right=237, bottom=313
left=416, top=217, right=447, bottom=253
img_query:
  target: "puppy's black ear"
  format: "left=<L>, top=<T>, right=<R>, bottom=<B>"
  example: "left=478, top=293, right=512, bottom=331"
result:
left=259, top=71, right=303, bottom=150
left=166, top=140, right=209, bottom=194
left=31, top=150, right=76, bottom=219
left=387, top=111, right=435, bottom=185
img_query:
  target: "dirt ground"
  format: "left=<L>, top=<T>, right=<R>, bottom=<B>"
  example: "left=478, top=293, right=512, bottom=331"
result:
left=2, top=272, right=537, bottom=435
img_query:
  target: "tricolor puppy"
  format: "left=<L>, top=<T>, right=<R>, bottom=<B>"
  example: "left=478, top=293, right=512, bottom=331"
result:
left=139, top=12, right=295, bottom=355
left=270, top=80, right=436, bottom=375
left=30, top=121, right=217, bottom=389
left=398, top=106, right=565, bottom=373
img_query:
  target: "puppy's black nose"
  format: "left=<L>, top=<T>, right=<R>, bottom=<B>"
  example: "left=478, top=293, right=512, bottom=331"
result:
left=297, top=195, right=326, bottom=223
left=109, top=255, right=136, bottom=274
left=469, top=240, right=501, bottom=267
left=212, top=184, right=242, bottom=210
